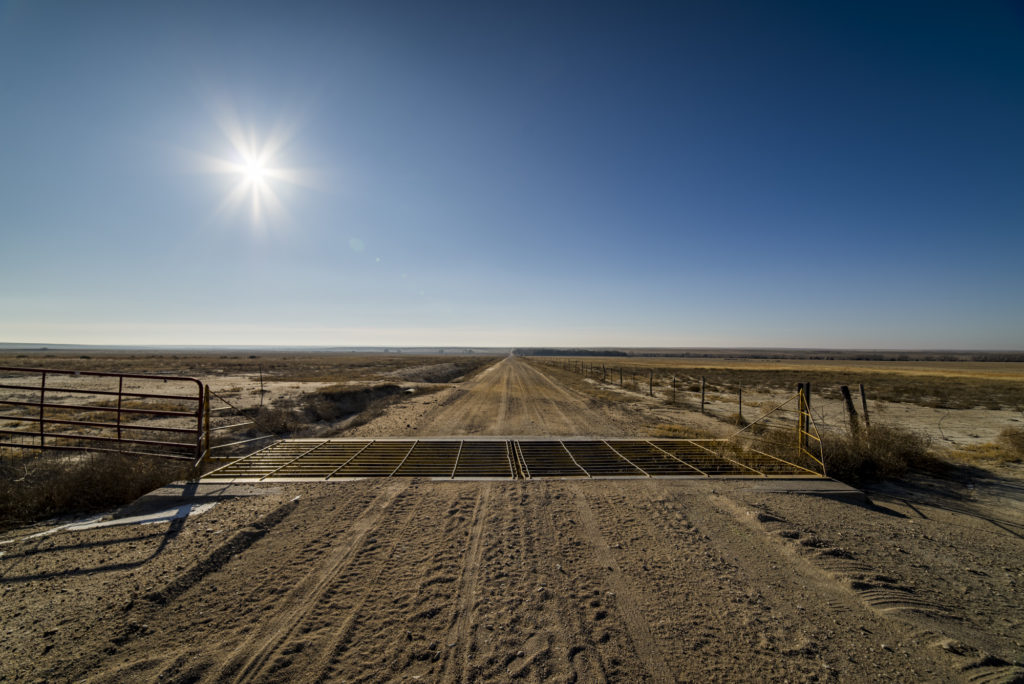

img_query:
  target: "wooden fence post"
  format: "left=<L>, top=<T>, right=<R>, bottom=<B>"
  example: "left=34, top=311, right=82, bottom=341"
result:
left=671, top=377, right=676, bottom=404
left=700, top=376, right=706, bottom=414
left=619, top=368, right=623, bottom=386
left=859, top=383, right=870, bottom=428
left=839, top=385, right=860, bottom=436
left=738, top=386, right=742, bottom=423
left=649, top=370, right=653, bottom=397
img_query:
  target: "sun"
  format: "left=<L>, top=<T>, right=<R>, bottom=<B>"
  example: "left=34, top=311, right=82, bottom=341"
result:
left=196, top=109, right=310, bottom=229
left=243, top=156, right=267, bottom=184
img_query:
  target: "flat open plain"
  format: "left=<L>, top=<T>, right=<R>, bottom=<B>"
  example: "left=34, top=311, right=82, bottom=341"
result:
left=1, top=357, right=1022, bottom=682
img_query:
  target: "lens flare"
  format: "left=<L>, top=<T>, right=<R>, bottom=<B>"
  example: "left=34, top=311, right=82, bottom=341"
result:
left=194, top=104, right=312, bottom=231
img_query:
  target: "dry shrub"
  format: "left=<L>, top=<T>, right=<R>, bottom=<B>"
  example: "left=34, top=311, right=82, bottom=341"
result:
left=243, top=384, right=444, bottom=438
left=301, top=384, right=406, bottom=422
left=0, top=452, right=193, bottom=530
left=999, top=427, right=1024, bottom=457
left=243, top=384, right=408, bottom=436
left=651, top=423, right=715, bottom=439
left=823, top=425, right=940, bottom=485
left=950, top=427, right=1024, bottom=465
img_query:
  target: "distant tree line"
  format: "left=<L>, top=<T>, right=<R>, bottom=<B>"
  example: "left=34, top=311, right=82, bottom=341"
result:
left=516, top=349, right=1024, bottom=362
left=515, top=349, right=629, bottom=357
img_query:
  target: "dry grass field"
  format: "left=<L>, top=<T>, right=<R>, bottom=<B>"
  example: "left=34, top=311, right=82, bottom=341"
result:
left=1, top=352, right=1022, bottom=682
left=530, top=355, right=1024, bottom=456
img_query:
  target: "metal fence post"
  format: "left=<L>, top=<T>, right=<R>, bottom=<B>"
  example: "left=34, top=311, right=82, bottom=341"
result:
left=195, top=383, right=205, bottom=462
left=39, top=371, right=46, bottom=452
left=795, top=383, right=802, bottom=456
left=204, top=385, right=212, bottom=462
left=116, top=376, right=124, bottom=451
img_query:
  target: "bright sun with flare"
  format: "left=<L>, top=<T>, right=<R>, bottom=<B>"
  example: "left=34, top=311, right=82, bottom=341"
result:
left=243, top=157, right=266, bottom=184
left=198, top=109, right=309, bottom=229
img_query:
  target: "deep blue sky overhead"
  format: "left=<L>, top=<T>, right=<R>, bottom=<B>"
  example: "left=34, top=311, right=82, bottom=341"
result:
left=1, top=1, right=1022, bottom=348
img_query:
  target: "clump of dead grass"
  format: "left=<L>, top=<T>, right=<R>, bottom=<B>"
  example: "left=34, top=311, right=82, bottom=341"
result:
left=823, top=425, right=941, bottom=485
left=651, top=423, right=716, bottom=439
left=1000, top=426, right=1024, bottom=456
left=726, top=413, right=750, bottom=427
left=948, top=427, right=1024, bottom=465
left=0, top=452, right=193, bottom=531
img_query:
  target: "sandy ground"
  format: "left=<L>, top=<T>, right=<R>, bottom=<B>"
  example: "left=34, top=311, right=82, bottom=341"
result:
left=2, top=357, right=1023, bottom=682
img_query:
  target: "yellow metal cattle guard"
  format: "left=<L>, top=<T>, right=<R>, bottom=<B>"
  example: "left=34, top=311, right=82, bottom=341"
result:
left=201, top=437, right=826, bottom=482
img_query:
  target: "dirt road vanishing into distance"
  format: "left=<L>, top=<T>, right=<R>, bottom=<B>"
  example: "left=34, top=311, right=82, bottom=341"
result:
left=2, top=356, right=1022, bottom=682
left=350, top=355, right=654, bottom=438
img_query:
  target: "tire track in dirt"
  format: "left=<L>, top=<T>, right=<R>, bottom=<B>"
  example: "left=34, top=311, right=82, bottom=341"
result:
left=512, top=360, right=605, bottom=435
left=580, top=483, right=833, bottom=680
left=530, top=483, right=640, bottom=682
left=496, top=362, right=513, bottom=432
left=203, top=479, right=413, bottom=683
left=524, top=360, right=653, bottom=435
left=570, top=487, right=674, bottom=683
left=709, top=493, right=1024, bottom=683
left=458, top=483, right=630, bottom=682
left=510, top=361, right=558, bottom=433
left=715, top=494, right=989, bottom=626
left=303, top=486, right=473, bottom=683
left=461, top=483, right=557, bottom=681
left=308, top=485, right=482, bottom=682
left=73, top=485, right=392, bottom=684
left=439, top=482, right=491, bottom=683
left=530, top=368, right=592, bottom=434
left=635, top=482, right=955, bottom=680
left=409, top=358, right=512, bottom=435
left=143, top=496, right=300, bottom=607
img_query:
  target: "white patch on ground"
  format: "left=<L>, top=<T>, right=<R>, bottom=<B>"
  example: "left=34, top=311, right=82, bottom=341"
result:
left=0, top=502, right=217, bottom=544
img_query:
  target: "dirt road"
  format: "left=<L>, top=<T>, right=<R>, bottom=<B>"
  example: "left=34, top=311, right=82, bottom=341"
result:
left=2, top=356, right=1023, bottom=682
left=350, top=355, right=666, bottom=438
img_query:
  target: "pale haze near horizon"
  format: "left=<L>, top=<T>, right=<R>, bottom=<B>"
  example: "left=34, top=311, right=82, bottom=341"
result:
left=1, top=1, right=1022, bottom=350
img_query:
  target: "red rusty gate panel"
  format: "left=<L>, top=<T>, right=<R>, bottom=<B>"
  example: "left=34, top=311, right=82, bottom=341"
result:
left=0, top=366, right=204, bottom=462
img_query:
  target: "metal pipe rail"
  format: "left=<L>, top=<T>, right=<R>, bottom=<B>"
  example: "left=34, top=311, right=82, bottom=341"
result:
left=0, top=367, right=203, bottom=461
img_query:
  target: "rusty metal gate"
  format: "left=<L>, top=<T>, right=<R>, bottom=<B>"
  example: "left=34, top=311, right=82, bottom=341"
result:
left=0, top=367, right=204, bottom=462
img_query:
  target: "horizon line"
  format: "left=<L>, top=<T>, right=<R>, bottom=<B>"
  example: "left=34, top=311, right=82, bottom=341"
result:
left=2, top=342, right=1023, bottom=354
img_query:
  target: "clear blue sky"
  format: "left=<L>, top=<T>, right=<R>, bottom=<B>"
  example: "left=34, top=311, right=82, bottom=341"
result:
left=2, top=1, right=1022, bottom=349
